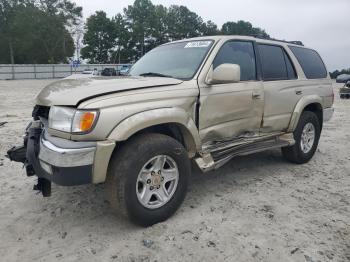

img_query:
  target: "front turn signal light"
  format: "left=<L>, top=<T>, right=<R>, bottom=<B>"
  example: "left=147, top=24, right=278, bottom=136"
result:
left=72, top=110, right=98, bottom=133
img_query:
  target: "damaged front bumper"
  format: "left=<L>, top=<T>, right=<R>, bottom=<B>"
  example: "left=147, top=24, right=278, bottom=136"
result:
left=7, top=120, right=115, bottom=196
left=38, top=134, right=96, bottom=186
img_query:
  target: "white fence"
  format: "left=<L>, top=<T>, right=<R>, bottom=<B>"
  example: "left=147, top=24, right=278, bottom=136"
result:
left=0, top=64, right=121, bottom=80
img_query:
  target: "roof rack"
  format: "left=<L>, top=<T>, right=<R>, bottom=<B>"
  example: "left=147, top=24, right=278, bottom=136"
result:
left=251, top=35, right=304, bottom=46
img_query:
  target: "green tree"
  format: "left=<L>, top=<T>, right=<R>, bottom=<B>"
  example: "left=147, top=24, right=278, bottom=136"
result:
left=166, top=5, right=204, bottom=40
left=148, top=4, right=168, bottom=48
left=123, top=0, right=157, bottom=59
left=0, top=0, right=23, bottom=64
left=221, top=20, right=269, bottom=37
left=2, top=4, right=74, bottom=63
left=32, top=9, right=75, bottom=63
left=77, top=0, right=271, bottom=64
left=0, top=0, right=81, bottom=64
left=110, top=13, right=131, bottom=63
left=201, top=20, right=219, bottom=36
left=37, top=0, right=82, bottom=26
left=81, top=11, right=117, bottom=63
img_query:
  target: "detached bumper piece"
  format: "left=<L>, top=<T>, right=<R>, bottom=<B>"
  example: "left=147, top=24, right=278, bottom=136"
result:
left=7, top=121, right=96, bottom=197
left=7, top=145, right=27, bottom=164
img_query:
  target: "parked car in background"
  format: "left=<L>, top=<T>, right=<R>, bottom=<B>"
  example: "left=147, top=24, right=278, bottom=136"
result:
left=118, top=64, right=131, bottom=75
left=340, top=81, right=350, bottom=99
left=81, top=68, right=98, bottom=75
left=336, top=74, right=350, bottom=83
left=101, top=68, right=117, bottom=76
left=7, top=35, right=334, bottom=227
left=82, top=69, right=93, bottom=74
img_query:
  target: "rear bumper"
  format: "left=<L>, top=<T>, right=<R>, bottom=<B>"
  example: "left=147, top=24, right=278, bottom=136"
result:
left=323, top=107, right=334, bottom=122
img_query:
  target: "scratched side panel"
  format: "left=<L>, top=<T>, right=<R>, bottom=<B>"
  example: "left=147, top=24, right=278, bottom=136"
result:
left=261, top=78, right=332, bottom=133
left=198, top=82, right=264, bottom=144
left=261, top=80, right=300, bottom=133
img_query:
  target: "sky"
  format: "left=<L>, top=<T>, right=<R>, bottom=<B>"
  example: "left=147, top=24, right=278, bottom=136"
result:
left=73, top=0, right=350, bottom=71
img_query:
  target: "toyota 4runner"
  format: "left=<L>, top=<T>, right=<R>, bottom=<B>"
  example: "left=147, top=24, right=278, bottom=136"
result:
left=7, top=36, right=334, bottom=226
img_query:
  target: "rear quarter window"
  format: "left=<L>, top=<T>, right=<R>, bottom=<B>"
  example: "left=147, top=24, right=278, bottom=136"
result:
left=289, top=46, right=328, bottom=79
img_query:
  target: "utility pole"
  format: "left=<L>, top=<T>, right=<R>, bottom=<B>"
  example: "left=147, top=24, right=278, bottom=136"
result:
left=9, top=39, right=14, bottom=65
left=9, top=39, right=15, bottom=80
left=76, top=37, right=80, bottom=61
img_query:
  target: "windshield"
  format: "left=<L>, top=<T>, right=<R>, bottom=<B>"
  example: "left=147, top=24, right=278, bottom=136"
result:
left=129, top=40, right=214, bottom=80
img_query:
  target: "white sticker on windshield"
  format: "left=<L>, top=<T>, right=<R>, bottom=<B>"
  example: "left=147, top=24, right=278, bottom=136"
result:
left=184, top=41, right=211, bottom=48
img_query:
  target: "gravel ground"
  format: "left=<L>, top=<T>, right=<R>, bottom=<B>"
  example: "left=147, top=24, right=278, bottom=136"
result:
left=0, top=80, right=349, bottom=262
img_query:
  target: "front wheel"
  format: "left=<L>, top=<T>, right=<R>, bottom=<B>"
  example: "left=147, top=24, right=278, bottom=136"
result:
left=106, top=133, right=191, bottom=227
left=282, top=111, right=321, bottom=164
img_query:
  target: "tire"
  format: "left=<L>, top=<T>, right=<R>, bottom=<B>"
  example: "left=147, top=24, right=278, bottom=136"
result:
left=106, top=133, right=191, bottom=227
left=340, top=94, right=345, bottom=99
left=282, top=111, right=321, bottom=164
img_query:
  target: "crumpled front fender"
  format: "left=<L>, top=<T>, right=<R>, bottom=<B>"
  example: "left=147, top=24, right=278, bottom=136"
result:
left=108, top=107, right=201, bottom=157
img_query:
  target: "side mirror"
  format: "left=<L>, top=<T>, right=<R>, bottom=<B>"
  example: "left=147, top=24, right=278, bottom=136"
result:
left=346, top=81, right=350, bottom=88
left=207, top=64, right=240, bottom=85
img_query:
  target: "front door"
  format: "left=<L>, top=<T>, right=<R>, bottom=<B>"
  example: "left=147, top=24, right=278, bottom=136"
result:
left=198, top=40, right=264, bottom=144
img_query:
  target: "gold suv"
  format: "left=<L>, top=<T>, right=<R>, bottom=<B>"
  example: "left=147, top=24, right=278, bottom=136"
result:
left=8, top=35, right=334, bottom=226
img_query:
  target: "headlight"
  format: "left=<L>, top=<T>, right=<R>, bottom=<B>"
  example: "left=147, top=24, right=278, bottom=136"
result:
left=48, top=106, right=98, bottom=134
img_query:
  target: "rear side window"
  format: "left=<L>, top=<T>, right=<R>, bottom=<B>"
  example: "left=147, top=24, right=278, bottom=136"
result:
left=289, top=46, right=327, bottom=79
left=258, top=44, right=296, bottom=81
left=213, top=41, right=257, bottom=81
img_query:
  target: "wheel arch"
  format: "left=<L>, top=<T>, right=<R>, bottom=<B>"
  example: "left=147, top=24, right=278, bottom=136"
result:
left=287, top=95, right=323, bottom=132
left=108, top=108, right=201, bottom=158
left=303, top=103, right=323, bottom=130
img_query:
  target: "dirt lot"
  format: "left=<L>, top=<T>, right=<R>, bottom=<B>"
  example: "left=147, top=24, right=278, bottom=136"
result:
left=0, top=80, right=349, bottom=262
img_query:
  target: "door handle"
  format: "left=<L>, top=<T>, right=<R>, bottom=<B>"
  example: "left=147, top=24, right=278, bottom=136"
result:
left=252, top=92, right=261, bottom=99
left=295, top=90, right=302, bottom=95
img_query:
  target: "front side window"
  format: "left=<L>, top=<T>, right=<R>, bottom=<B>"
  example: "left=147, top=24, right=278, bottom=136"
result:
left=289, top=46, right=327, bottom=79
left=213, top=41, right=257, bottom=81
left=129, top=40, right=214, bottom=80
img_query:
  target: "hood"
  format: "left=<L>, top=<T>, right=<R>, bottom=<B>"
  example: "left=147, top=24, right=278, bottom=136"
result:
left=36, top=76, right=183, bottom=106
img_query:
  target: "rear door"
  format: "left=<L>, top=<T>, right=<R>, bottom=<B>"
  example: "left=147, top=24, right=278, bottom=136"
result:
left=288, top=46, right=332, bottom=106
left=257, top=44, right=299, bottom=133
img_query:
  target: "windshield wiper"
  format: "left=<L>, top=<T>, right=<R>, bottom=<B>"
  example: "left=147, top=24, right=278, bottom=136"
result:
left=139, top=72, right=174, bottom=78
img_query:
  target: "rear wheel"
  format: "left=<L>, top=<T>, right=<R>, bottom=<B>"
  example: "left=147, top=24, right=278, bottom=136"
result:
left=282, top=111, right=321, bottom=164
left=106, top=133, right=191, bottom=227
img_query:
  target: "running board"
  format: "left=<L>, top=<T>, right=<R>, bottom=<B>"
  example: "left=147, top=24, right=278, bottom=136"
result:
left=195, top=133, right=295, bottom=172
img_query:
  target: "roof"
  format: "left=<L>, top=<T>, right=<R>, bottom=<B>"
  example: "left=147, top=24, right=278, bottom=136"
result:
left=166, top=35, right=306, bottom=49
